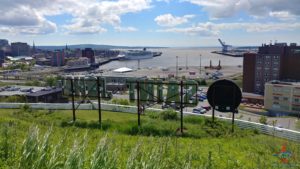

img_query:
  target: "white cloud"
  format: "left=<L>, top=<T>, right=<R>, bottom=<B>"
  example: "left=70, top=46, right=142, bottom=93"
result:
left=63, top=0, right=151, bottom=34
left=269, top=11, right=297, bottom=21
left=154, top=14, right=195, bottom=27
left=156, top=0, right=172, bottom=3
left=157, top=22, right=300, bottom=36
left=184, top=0, right=300, bottom=19
left=157, top=26, right=217, bottom=36
left=0, top=0, right=151, bottom=35
left=114, top=26, right=138, bottom=32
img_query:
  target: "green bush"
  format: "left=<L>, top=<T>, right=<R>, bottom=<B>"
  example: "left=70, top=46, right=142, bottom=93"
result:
left=111, top=98, right=130, bottom=105
left=184, top=116, right=205, bottom=125
left=295, top=120, right=300, bottom=131
left=146, top=111, right=159, bottom=119
left=0, top=95, right=26, bottom=103
left=199, top=79, right=207, bottom=86
left=160, top=109, right=178, bottom=121
left=259, top=116, right=267, bottom=125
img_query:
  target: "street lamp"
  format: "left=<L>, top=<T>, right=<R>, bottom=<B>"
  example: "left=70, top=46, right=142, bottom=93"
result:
left=176, top=56, right=178, bottom=79
left=199, top=54, right=202, bottom=76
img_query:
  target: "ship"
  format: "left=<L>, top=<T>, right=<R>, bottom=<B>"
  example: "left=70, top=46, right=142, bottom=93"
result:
left=64, top=57, right=99, bottom=71
left=153, top=51, right=162, bottom=57
left=117, top=48, right=156, bottom=60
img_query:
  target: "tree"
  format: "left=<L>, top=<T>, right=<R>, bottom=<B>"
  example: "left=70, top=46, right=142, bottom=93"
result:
left=45, top=76, right=57, bottom=87
left=296, top=120, right=300, bottom=131
left=259, top=116, right=267, bottom=125
left=198, top=79, right=207, bottom=86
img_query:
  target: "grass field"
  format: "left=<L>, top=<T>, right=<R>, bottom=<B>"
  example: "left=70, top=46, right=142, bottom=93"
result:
left=0, top=107, right=299, bottom=168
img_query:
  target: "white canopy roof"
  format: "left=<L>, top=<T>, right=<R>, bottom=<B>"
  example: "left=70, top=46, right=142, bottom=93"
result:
left=113, top=67, right=133, bottom=73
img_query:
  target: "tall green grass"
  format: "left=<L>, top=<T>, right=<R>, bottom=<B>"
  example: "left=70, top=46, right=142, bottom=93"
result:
left=0, top=109, right=299, bottom=168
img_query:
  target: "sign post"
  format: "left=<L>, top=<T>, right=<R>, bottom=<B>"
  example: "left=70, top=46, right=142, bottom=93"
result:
left=207, top=79, right=242, bottom=132
left=137, top=81, right=141, bottom=127
left=97, top=77, right=102, bottom=125
left=62, top=76, right=110, bottom=124
left=70, top=78, right=76, bottom=122
left=127, top=79, right=198, bottom=133
left=180, top=80, right=183, bottom=133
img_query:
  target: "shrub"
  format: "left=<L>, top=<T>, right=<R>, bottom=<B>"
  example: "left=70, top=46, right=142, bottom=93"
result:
left=160, top=109, right=178, bottom=121
left=111, top=98, right=130, bottom=105
left=199, top=79, right=207, bottom=86
left=295, top=120, right=300, bottom=131
left=259, top=116, right=267, bottom=125
left=184, top=116, right=204, bottom=125
left=146, top=111, right=159, bottom=119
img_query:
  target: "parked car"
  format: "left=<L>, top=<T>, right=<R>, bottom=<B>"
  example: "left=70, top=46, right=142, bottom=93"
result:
left=201, top=105, right=211, bottom=111
left=192, top=108, right=207, bottom=114
left=161, top=103, right=170, bottom=109
left=199, top=95, right=207, bottom=101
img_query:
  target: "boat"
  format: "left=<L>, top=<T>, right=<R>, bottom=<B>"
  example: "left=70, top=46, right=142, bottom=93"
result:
left=153, top=52, right=162, bottom=57
left=117, top=48, right=153, bottom=60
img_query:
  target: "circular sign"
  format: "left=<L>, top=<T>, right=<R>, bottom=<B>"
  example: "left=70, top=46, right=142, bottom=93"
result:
left=207, top=79, right=242, bottom=112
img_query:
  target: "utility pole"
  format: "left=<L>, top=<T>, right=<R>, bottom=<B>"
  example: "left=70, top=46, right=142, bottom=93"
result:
left=176, top=56, right=178, bottom=79
left=185, top=55, right=188, bottom=70
left=199, top=54, right=202, bottom=77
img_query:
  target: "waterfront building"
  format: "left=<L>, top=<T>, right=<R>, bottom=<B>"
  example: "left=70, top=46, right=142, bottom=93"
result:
left=264, top=81, right=300, bottom=115
left=11, top=42, right=30, bottom=56
left=243, top=43, right=300, bottom=94
left=0, top=39, right=9, bottom=48
left=0, top=50, right=4, bottom=67
left=51, top=50, right=65, bottom=66
left=82, top=48, right=95, bottom=64
left=75, top=48, right=82, bottom=57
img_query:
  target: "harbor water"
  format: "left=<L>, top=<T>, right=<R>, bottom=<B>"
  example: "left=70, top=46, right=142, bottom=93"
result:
left=97, top=47, right=243, bottom=70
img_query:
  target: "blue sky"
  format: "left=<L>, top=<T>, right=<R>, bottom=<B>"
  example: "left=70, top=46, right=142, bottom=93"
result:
left=0, top=0, right=299, bottom=47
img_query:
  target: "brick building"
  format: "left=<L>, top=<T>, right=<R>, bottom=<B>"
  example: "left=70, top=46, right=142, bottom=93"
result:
left=243, top=43, right=300, bottom=94
left=51, top=50, right=65, bottom=66
left=82, top=48, right=95, bottom=64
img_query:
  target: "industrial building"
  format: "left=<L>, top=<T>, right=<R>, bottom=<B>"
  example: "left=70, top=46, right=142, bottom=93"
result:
left=0, top=39, right=9, bottom=48
left=0, top=85, right=65, bottom=103
left=26, top=88, right=65, bottom=103
left=243, top=42, right=300, bottom=94
left=264, top=81, right=300, bottom=115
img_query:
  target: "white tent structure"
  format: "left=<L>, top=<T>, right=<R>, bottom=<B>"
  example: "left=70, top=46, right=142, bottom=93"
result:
left=113, top=67, right=133, bottom=73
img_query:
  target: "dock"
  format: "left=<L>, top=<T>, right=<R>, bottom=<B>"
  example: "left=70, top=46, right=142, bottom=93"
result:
left=211, top=51, right=243, bottom=57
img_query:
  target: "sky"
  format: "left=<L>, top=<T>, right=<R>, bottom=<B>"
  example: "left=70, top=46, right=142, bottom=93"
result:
left=0, top=0, right=300, bottom=47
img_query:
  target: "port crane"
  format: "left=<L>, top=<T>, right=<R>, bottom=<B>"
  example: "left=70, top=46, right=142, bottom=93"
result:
left=218, top=39, right=232, bottom=52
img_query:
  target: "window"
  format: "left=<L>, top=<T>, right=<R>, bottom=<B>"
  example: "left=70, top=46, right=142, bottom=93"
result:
left=273, top=96, right=279, bottom=100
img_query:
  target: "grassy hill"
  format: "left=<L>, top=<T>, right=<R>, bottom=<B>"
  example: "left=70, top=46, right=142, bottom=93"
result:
left=0, top=107, right=299, bottom=168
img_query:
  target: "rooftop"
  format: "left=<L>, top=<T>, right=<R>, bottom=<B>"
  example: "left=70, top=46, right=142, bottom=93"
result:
left=26, top=88, right=62, bottom=97
left=266, top=80, right=300, bottom=86
left=0, top=85, right=45, bottom=97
